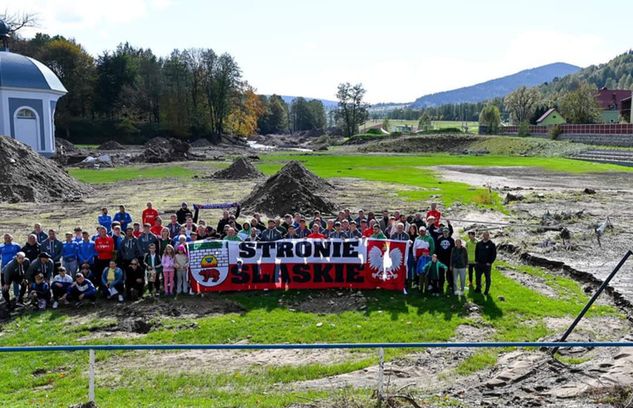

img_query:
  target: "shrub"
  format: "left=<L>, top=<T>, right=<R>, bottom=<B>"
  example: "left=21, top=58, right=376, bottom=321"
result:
left=518, top=121, right=530, bottom=137
left=549, top=124, right=562, bottom=140
left=366, top=128, right=383, bottom=135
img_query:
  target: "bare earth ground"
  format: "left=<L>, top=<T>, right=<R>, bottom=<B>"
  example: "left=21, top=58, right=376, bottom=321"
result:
left=2, top=160, right=633, bottom=406
left=437, top=165, right=633, bottom=303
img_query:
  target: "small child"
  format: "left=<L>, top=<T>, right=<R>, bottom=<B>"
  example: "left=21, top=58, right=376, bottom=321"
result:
left=144, top=243, right=162, bottom=296
left=51, top=267, right=73, bottom=309
left=174, top=245, right=190, bottom=295
left=30, top=273, right=51, bottom=310
left=161, top=244, right=176, bottom=296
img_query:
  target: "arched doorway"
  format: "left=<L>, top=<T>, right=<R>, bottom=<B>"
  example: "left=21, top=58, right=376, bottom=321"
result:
left=14, top=107, right=39, bottom=150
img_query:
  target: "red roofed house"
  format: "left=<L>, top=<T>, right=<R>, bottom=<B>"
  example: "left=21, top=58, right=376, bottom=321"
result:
left=596, top=88, right=633, bottom=123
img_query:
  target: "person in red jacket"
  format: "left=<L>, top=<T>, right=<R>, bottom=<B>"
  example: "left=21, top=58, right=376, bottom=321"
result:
left=307, top=223, right=325, bottom=239
left=94, top=227, right=115, bottom=289
left=142, top=202, right=160, bottom=227
left=150, top=217, right=164, bottom=236
left=426, top=202, right=442, bottom=227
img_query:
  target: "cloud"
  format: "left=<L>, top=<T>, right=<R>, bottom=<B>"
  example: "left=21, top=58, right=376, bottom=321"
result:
left=12, top=0, right=173, bottom=37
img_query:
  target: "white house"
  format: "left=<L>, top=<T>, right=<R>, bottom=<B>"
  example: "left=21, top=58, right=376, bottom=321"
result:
left=0, top=22, right=67, bottom=156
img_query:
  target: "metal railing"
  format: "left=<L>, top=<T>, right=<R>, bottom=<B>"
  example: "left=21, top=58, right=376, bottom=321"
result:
left=2, top=341, right=633, bottom=404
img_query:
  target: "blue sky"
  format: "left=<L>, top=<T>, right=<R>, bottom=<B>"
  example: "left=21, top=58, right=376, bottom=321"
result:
left=7, top=0, right=633, bottom=103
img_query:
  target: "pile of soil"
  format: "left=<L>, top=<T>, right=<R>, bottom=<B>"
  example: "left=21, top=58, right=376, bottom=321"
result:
left=55, top=137, right=77, bottom=152
left=213, top=157, right=263, bottom=179
left=138, top=137, right=195, bottom=163
left=360, top=134, right=479, bottom=153
left=98, top=140, right=126, bottom=150
left=0, top=137, right=93, bottom=203
left=241, top=160, right=336, bottom=216
left=191, top=138, right=212, bottom=148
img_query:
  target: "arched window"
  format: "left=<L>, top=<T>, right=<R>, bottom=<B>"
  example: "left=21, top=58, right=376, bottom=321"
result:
left=16, top=108, right=37, bottom=119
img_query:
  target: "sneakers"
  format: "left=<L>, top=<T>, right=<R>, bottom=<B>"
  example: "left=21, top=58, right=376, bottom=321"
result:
left=118, top=294, right=124, bottom=303
left=52, top=301, right=59, bottom=309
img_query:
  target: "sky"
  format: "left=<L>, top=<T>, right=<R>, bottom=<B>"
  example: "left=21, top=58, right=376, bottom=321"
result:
left=5, top=0, right=633, bottom=103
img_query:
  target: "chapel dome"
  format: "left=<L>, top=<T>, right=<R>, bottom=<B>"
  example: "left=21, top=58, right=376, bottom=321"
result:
left=0, top=51, right=67, bottom=93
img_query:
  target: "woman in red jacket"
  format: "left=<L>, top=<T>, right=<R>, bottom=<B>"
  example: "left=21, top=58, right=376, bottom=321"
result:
left=93, top=227, right=115, bottom=289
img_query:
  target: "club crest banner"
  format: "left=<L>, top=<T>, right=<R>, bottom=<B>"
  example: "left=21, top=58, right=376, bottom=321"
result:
left=186, top=238, right=408, bottom=292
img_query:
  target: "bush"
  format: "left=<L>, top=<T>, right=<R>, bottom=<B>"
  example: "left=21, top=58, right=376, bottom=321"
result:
left=366, top=128, right=383, bottom=135
left=549, top=124, right=562, bottom=140
left=518, top=122, right=530, bottom=137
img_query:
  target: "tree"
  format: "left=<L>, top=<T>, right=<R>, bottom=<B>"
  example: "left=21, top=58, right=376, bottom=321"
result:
left=479, top=104, right=501, bottom=134
left=227, top=85, right=264, bottom=137
left=335, top=82, right=369, bottom=137
left=202, top=52, right=242, bottom=141
left=382, top=118, right=390, bottom=132
left=257, top=95, right=289, bottom=134
left=504, top=86, right=541, bottom=125
left=417, top=112, right=432, bottom=131
left=559, top=82, right=601, bottom=124
left=290, top=98, right=326, bottom=131
left=0, top=11, right=37, bottom=34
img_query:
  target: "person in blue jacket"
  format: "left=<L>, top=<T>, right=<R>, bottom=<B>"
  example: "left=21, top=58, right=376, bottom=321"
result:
left=1, top=233, right=22, bottom=268
left=113, top=205, right=132, bottom=231
left=29, top=273, right=51, bottom=310
left=98, top=207, right=113, bottom=234
left=61, top=233, right=79, bottom=276
left=101, top=260, right=124, bottom=302
left=61, top=272, right=97, bottom=305
left=41, top=230, right=63, bottom=270
left=77, top=231, right=96, bottom=270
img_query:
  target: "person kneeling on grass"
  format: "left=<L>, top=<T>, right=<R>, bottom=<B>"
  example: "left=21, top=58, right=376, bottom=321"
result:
left=101, top=260, right=124, bottom=302
left=61, top=272, right=97, bottom=306
left=51, top=267, right=73, bottom=309
left=29, top=273, right=51, bottom=311
left=125, top=259, right=145, bottom=301
left=423, top=254, right=448, bottom=296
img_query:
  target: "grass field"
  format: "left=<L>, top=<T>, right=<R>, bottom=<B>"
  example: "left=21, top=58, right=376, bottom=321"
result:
left=0, top=262, right=620, bottom=407
left=69, top=152, right=633, bottom=213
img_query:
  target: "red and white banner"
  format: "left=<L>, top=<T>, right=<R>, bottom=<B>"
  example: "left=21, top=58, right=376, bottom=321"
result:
left=186, top=238, right=408, bottom=292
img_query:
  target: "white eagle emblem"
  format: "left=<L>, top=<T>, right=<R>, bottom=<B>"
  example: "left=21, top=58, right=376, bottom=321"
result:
left=368, top=244, right=403, bottom=281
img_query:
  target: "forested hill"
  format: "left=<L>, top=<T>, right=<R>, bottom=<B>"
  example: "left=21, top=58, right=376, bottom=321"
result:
left=409, top=62, right=581, bottom=108
left=539, top=51, right=633, bottom=96
left=278, top=95, right=339, bottom=109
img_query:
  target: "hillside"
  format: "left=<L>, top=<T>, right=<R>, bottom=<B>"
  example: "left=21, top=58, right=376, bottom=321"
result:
left=277, top=95, right=339, bottom=109
left=409, top=62, right=581, bottom=108
left=539, top=50, right=633, bottom=96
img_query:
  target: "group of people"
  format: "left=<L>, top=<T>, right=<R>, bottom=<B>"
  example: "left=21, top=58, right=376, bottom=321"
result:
left=0, top=201, right=497, bottom=311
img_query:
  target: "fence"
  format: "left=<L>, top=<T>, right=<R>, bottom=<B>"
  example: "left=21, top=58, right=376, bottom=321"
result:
left=492, top=123, right=633, bottom=136
left=3, top=341, right=633, bottom=404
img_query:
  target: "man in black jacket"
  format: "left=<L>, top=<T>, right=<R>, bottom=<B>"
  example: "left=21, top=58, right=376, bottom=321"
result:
left=21, top=234, right=41, bottom=262
left=2, top=252, right=29, bottom=308
left=260, top=220, right=283, bottom=241
left=177, top=202, right=194, bottom=225
left=435, top=227, right=455, bottom=294
left=474, top=231, right=497, bottom=295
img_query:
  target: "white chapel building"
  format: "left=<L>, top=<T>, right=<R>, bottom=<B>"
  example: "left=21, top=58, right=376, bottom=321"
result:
left=0, top=20, right=67, bottom=156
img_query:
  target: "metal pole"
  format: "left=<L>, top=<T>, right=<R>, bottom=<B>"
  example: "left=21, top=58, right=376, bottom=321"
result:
left=89, top=349, right=95, bottom=402
left=553, top=250, right=632, bottom=354
left=377, top=347, right=385, bottom=405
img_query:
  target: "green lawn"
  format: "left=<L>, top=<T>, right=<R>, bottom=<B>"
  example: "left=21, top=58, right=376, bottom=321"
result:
left=0, top=263, right=619, bottom=407
left=69, top=152, right=633, bottom=211
left=69, top=165, right=195, bottom=184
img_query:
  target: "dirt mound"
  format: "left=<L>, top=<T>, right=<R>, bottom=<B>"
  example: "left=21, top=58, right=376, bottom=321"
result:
left=213, top=157, right=263, bottom=180
left=98, top=140, right=126, bottom=150
left=191, top=138, right=212, bottom=147
left=241, top=160, right=336, bottom=216
left=360, top=134, right=479, bottom=153
left=138, top=137, right=195, bottom=163
left=0, top=137, right=92, bottom=203
left=55, top=137, right=77, bottom=152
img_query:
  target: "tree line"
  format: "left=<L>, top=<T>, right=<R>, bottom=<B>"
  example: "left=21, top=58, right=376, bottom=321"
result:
left=12, top=33, right=330, bottom=144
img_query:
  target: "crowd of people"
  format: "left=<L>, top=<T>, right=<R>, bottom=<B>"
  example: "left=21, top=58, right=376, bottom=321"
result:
left=0, top=201, right=496, bottom=310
